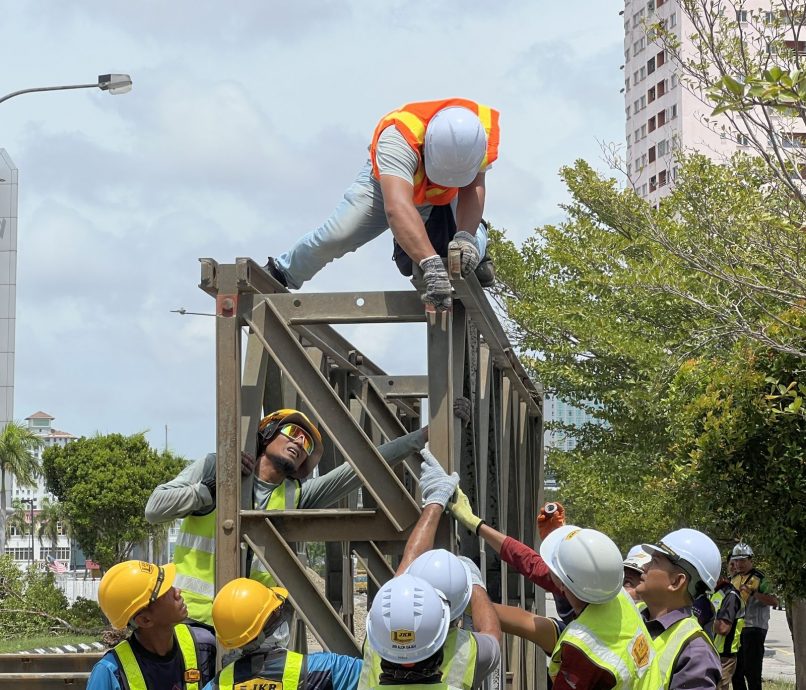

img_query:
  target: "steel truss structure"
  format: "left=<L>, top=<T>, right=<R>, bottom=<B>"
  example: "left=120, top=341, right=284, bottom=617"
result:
left=200, top=247, right=547, bottom=690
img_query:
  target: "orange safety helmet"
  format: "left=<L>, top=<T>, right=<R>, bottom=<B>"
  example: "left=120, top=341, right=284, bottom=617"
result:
left=98, top=561, right=177, bottom=629
left=257, top=408, right=323, bottom=478
left=212, top=578, right=289, bottom=649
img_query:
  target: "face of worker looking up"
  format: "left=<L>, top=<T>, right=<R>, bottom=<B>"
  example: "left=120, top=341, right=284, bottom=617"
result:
left=260, top=427, right=310, bottom=479
left=635, top=552, right=688, bottom=606
left=623, top=568, right=643, bottom=599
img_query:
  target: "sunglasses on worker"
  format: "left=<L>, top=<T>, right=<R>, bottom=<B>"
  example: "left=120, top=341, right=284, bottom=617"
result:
left=278, top=423, right=314, bottom=455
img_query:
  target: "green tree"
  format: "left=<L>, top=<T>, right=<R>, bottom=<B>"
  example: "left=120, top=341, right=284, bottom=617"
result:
left=36, top=497, right=67, bottom=561
left=0, top=422, right=43, bottom=554
left=42, top=433, right=185, bottom=570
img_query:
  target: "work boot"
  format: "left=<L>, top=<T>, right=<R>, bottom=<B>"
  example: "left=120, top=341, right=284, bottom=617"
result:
left=474, top=255, right=495, bottom=287
left=263, top=257, right=288, bottom=288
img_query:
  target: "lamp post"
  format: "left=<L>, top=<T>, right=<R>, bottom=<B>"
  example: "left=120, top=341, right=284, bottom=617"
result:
left=0, top=74, right=133, bottom=105
left=20, top=498, right=35, bottom=567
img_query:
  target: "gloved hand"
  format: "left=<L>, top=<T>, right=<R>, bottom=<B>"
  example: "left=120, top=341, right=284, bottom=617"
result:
left=201, top=476, right=216, bottom=502
left=453, top=396, right=472, bottom=426
left=458, top=556, right=486, bottom=590
left=241, top=450, right=257, bottom=476
left=448, top=487, right=484, bottom=534
left=537, top=501, right=566, bottom=541
left=419, top=446, right=460, bottom=508
left=419, top=256, right=452, bottom=311
left=451, top=231, right=481, bottom=276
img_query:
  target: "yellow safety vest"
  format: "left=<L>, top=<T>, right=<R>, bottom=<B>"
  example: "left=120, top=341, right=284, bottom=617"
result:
left=173, top=479, right=301, bottom=624
left=548, top=590, right=661, bottom=690
left=636, top=600, right=648, bottom=613
left=359, top=627, right=478, bottom=690
left=709, top=590, right=744, bottom=656
left=652, top=615, right=716, bottom=688
left=217, top=649, right=303, bottom=690
left=113, top=623, right=201, bottom=690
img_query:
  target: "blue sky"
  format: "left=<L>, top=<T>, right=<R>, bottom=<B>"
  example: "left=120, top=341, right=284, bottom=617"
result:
left=3, top=1, right=626, bottom=460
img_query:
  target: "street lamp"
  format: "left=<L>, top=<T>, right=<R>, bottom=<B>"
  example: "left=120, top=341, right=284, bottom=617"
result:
left=0, top=73, right=133, bottom=105
left=19, top=498, right=35, bottom=567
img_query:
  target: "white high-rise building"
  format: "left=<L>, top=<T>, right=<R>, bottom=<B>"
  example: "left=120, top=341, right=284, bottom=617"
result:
left=622, top=0, right=775, bottom=202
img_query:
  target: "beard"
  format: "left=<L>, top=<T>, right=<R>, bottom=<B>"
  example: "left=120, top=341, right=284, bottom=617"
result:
left=265, top=452, right=296, bottom=477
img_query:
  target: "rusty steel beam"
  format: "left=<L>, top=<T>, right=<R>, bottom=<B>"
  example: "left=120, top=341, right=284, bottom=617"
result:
left=265, top=291, right=426, bottom=325
left=366, top=375, right=429, bottom=399
left=242, top=509, right=413, bottom=543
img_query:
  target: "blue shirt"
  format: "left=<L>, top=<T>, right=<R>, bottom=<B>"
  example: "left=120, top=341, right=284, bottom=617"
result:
left=87, top=626, right=217, bottom=690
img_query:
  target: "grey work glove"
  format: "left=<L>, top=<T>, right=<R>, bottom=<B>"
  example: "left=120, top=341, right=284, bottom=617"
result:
left=419, top=445, right=460, bottom=508
left=453, top=396, right=471, bottom=426
left=419, top=256, right=452, bottom=311
left=451, top=231, right=481, bottom=276
left=458, top=556, right=486, bottom=590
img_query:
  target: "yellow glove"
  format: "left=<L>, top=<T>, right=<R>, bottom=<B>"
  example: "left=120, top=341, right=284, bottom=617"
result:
left=448, top=488, right=484, bottom=534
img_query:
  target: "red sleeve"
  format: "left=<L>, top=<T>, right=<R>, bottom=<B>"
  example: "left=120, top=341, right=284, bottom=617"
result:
left=553, top=644, right=617, bottom=690
left=500, top=537, right=564, bottom=596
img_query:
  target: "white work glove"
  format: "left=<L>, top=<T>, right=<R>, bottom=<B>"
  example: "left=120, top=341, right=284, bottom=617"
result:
left=419, top=445, right=460, bottom=508
left=419, top=256, right=452, bottom=311
left=458, top=556, right=486, bottom=590
left=451, top=231, right=481, bottom=276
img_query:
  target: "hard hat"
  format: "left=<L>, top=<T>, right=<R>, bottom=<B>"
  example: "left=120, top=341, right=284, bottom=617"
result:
left=540, top=525, right=623, bottom=603
left=424, top=107, right=487, bottom=188
left=643, top=528, right=721, bottom=597
left=405, top=549, right=472, bottom=621
left=730, top=542, right=754, bottom=560
left=212, top=578, right=289, bottom=649
left=624, top=545, right=652, bottom=574
left=366, top=574, right=451, bottom=664
left=257, top=408, right=323, bottom=478
left=98, top=561, right=177, bottom=629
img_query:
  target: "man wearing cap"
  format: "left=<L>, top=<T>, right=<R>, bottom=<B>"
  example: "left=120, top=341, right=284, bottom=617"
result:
left=729, top=543, right=778, bottom=690
left=263, top=99, right=500, bottom=310
left=204, top=578, right=363, bottom=690
left=494, top=525, right=661, bottom=690
left=89, top=560, right=217, bottom=690
left=146, top=408, right=428, bottom=626
left=637, top=529, right=722, bottom=690
left=623, top=545, right=651, bottom=611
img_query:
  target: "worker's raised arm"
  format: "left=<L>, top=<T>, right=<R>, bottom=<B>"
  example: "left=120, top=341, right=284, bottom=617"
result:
left=145, top=454, right=215, bottom=524
left=493, top=603, right=559, bottom=654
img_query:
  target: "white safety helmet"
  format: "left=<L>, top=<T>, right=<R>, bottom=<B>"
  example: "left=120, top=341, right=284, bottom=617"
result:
left=624, top=545, right=652, bottom=574
left=540, top=525, right=623, bottom=604
left=405, top=549, right=472, bottom=622
left=424, top=107, right=487, bottom=188
left=643, top=528, right=721, bottom=598
left=730, top=542, right=754, bottom=560
left=366, top=574, right=451, bottom=664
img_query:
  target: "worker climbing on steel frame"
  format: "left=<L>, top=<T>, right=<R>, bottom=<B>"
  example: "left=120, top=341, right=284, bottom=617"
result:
left=637, top=529, right=722, bottom=690
left=495, top=525, right=662, bottom=690
left=448, top=488, right=576, bottom=624
left=203, top=578, right=363, bottom=690
left=358, top=446, right=501, bottom=690
left=263, top=98, right=500, bottom=311
left=145, top=407, right=428, bottom=626
left=88, top=560, right=217, bottom=690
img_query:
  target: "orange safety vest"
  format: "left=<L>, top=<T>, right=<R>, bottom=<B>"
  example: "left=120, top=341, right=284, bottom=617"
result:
left=369, top=98, right=500, bottom=206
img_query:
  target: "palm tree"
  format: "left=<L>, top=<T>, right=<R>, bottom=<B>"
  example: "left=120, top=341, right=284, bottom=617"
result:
left=36, top=496, right=67, bottom=563
left=5, top=498, right=29, bottom=540
left=0, top=422, right=43, bottom=553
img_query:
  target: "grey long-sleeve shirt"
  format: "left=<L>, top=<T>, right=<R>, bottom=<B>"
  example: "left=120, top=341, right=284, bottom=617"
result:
left=145, top=429, right=427, bottom=523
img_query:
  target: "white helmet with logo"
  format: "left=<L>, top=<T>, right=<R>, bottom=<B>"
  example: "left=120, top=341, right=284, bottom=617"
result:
left=643, top=528, right=721, bottom=597
left=366, top=574, right=451, bottom=664
left=624, top=545, right=652, bottom=574
left=730, top=542, right=754, bottom=560
left=540, top=525, right=624, bottom=604
left=405, top=549, right=472, bottom=622
left=424, top=107, right=487, bottom=188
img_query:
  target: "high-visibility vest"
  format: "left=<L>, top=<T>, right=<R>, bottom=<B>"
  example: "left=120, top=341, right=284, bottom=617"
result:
left=113, top=623, right=201, bottom=690
left=215, top=648, right=304, bottom=690
left=652, top=614, right=716, bottom=688
left=359, top=627, right=478, bottom=690
left=369, top=99, right=500, bottom=206
left=709, top=589, right=745, bottom=656
left=636, top=600, right=648, bottom=613
left=173, top=478, right=301, bottom=624
left=548, top=590, right=661, bottom=690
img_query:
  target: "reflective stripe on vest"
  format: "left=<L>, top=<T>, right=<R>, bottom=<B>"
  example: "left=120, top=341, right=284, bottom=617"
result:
left=173, top=479, right=301, bottom=624
left=548, top=590, right=661, bottom=690
left=369, top=98, right=501, bottom=206
left=654, top=615, right=716, bottom=688
left=359, top=628, right=477, bottom=690
left=250, top=480, right=302, bottom=587
left=114, top=624, right=199, bottom=690
left=218, top=649, right=304, bottom=690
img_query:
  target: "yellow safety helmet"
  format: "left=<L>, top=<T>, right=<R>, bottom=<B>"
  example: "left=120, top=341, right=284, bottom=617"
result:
left=257, top=408, right=323, bottom=478
left=98, top=561, right=177, bottom=629
left=212, top=578, right=289, bottom=649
